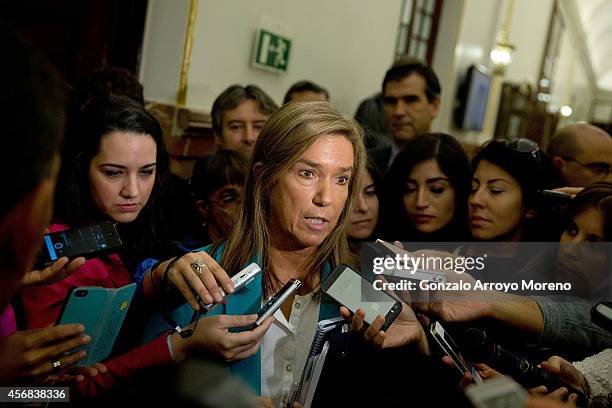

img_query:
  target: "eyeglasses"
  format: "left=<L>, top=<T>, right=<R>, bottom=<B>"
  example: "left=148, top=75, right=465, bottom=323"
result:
left=562, top=157, right=612, bottom=176
left=209, top=192, right=242, bottom=209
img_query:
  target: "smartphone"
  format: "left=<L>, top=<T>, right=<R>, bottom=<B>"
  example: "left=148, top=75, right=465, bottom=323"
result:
left=254, top=279, right=302, bottom=326
left=374, top=239, right=447, bottom=283
left=200, top=263, right=261, bottom=310
left=36, top=222, right=123, bottom=268
left=56, top=283, right=136, bottom=366
left=591, top=301, right=612, bottom=333
left=321, top=264, right=402, bottom=331
left=429, top=321, right=482, bottom=384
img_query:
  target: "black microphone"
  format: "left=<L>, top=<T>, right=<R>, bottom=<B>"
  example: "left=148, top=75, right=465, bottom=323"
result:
left=460, top=328, right=587, bottom=406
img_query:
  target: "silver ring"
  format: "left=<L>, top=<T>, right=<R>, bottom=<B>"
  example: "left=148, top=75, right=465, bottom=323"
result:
left=51, top=359, right=61, bottom=373
left=191, top=260, right=207, bottom=276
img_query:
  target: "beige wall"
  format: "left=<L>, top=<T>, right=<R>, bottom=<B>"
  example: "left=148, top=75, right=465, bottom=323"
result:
left=139, top=0, right=190, bottom=104
left=550, top=30, right=593, bottom=125
left=141, top=0, right=403, bottom=116
left=503, top=0, right=554, bottom=84
left=140, top=0, right=599, bottom=137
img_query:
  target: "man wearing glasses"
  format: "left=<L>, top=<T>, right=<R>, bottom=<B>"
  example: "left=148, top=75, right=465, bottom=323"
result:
left=547, top=123, right=612, bottom=187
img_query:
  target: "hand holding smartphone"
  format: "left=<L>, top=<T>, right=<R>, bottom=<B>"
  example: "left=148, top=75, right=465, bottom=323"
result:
left=322, top=264, right=402, bottom=331
left=36, top=222, right=122, bottom=269
left=56, top=283, right=136, bottom=366
left=429, top=321, right=482, bottom=384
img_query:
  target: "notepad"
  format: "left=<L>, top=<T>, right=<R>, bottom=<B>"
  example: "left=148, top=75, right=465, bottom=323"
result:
left=291, top=317, right=346, bottom=407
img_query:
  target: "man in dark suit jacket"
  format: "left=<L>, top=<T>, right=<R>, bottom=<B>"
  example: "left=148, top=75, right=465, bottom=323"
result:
left=358, top=57, right=441, bottom=173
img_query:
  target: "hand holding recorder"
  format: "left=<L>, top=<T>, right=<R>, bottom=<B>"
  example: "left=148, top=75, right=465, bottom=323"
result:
left=170, top=313, right=274, bottom=363
left=168, top=265, right=285, bottom=363
left=145, top=251, right=235, bottom=311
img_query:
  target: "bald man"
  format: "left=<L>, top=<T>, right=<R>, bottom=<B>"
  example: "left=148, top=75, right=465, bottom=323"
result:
left=547, top=123, right=612, bottom=187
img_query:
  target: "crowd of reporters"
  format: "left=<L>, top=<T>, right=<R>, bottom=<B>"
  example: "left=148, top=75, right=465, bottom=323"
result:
left=1, top=23, right=611, bottom=408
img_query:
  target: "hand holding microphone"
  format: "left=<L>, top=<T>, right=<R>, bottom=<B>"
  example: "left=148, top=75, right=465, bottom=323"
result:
left=459, top=328, right=589, bottom=407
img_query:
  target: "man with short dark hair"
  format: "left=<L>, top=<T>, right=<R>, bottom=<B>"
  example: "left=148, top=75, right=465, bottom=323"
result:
left=547, top=123, right=612, bottom=187
left=211, top=85, right=278, bottom=158
left=365, top=57, right=441, bottom=172
left=283, top=80, right=329, bottom=104
left=382, top=56, right=441, bottom=150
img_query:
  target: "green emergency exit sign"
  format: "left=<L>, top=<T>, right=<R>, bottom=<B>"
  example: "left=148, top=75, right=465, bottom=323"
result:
left=252, top=29, right=291, bottom=73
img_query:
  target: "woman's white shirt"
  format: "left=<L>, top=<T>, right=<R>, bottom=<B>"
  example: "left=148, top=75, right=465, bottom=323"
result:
left=260, top=291, right=321, bottom=407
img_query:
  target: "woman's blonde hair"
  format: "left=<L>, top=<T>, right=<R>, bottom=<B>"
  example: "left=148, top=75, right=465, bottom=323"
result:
left=215, top=101, right=366, bottom=296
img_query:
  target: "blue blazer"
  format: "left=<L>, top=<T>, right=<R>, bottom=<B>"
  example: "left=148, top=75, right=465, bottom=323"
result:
left=142, top=245, right=340, bottom=395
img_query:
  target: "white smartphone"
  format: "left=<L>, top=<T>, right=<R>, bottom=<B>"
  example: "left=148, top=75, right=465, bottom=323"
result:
left=201, top=263, right=261, bottom=310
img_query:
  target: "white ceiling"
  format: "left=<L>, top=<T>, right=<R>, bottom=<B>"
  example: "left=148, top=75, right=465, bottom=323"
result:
left=574, top=0, right=612, bottom=90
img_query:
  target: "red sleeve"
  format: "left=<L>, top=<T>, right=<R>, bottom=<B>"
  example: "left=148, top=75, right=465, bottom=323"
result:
left=75, top=333, right=174, bottom=398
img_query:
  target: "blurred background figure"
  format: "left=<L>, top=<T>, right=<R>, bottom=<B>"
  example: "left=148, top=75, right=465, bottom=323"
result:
left=556, top=182, right=612, bottom=298
left=346, top=160, right=382, bottom=255
left=179, top=150, right=248, bottom=251
left=283, top=80, right=329, bottom=104
left=211, top=84, right=278, bottom=158
left=547, top=123, right=612, bottom=188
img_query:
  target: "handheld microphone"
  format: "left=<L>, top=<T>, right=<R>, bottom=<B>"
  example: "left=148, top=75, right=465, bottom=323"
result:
left=460, top=328, right=587, bottom=406
left=591, top=301, right=612, bottom=333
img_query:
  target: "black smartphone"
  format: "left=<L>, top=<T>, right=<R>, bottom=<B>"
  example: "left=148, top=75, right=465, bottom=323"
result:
left=36, top=222, right=123, bottom=268
left=253, top=279, right=302, bottom=326
left=321, top=264, right=402, bottom=331
left=591, top=301, right=612, bottom=333
left=539, top=189, right=572, bottom=205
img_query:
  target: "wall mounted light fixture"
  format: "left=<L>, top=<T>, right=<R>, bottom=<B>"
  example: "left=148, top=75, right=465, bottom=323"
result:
left=490, top=0, right=515, bottom=75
